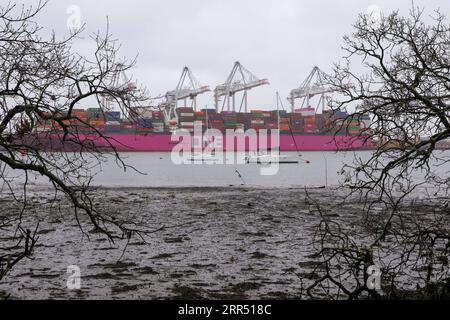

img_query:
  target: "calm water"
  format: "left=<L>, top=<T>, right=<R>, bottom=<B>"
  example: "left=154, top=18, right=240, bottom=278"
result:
left=92, top=151, right=365, bottom=187
left=3, top=150, right=449, bottom=188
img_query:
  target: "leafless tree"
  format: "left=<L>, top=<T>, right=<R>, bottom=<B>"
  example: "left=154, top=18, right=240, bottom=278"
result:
left=306, top=6, right=450, bottom=299
left=0, top=1, right=152, bottom=281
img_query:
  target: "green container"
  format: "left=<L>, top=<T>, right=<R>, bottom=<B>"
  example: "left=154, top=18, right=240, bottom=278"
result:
left=87, top=108, right=102, bottom=118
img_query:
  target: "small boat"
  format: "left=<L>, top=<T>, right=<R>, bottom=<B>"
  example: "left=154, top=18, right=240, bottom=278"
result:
left=189, top=152, right=220, bottom=163
left=245, top=152, right=299, bottom=164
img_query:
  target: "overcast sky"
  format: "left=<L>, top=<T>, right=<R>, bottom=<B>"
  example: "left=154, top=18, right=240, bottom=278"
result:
left=13, top=0, right=450, bottom=110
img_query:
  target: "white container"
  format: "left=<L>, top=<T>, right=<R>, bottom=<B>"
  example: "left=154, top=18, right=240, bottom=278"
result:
left=251, top=120, right=264, bottom=125
left=105, top=121, right=121, bottom=126
left=131, top=107, right=153, bottom=119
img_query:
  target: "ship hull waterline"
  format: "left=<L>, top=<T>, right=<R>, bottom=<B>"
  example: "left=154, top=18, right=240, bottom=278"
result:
left=26, top=132, right=374, bottom=152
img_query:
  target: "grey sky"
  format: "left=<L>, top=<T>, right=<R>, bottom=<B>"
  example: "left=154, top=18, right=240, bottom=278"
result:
left=13, top=0, right=450, bottom=110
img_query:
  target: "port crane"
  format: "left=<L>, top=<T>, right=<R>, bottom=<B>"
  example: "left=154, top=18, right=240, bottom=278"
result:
left=161, top=66, right=210, bottom=124
left=101, top=63, right=137, bottom=113
left=288, top=66, right=341, bottom=113
left=214, top=62, right=269, bottom=113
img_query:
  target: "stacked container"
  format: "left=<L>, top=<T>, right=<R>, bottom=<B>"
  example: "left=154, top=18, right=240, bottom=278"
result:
left=348, top=117, right=361, bottom=136
left=360, top=114, right=371, bottom=135
left=289, top=113, right=303, bottom=133
left=303, top=117, right=316, bottom=134
left=104, top=111, right=121, bottom=133
left=315, top=114, right=326, bottom=133
left=270, top=110, right=290, bottom=132
left=87, top=108, right=104, bottom=120
left=208, top=113, right=225, bottom=132
left=199, top=109, right=217, bottom=130
left=295, top=108, right=316, bottom=117
left=130, top=108, right=153, bottom=133
left=87, top=108, right=105, bottom=129
left=152, top=111, right=165, bottom=133
left=279, top=117, right=291, bottom=132
left=208, top=112, right=224, bottom=132
left=120, top=121, right=137, bottom=134
left=250, top=110, right=266, bottom=131
left=36, top=111, right=54, bottom=132
left=105, top=111, right=121, bottom=122
left=236, top=113, right=251, bottom=130
left=72, top=109, right=88, bottom=120
left=137, top=118, right=153, bottom=130
left=264, top=112, right=277, bottom=132
left=223, top=112, right=238, bottom=130
left=332, top=110, right=349, bottom=135
left=69, top=109, right=88, bottom=128
left=130, top=107, right=153, bottom=120
left=177, top=107, right=195, bottom=132
left=293, top=108, right=316, bottom=134
left=194, top=111, right=207, bottom=130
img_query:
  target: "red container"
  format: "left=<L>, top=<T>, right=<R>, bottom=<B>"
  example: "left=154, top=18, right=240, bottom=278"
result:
left=290, top=113, right=303, bottom=118
left=177, top=107, right=194, bottom=112
left=179, top=117, right=195, bottom=122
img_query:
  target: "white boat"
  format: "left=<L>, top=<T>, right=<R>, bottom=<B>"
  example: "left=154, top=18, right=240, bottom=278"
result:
left=189, top=152, right=220, bottom=163
left=245, top=152, right=300, bottom=164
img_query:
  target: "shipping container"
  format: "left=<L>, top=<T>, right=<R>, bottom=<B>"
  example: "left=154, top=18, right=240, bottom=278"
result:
left=333, top=110, right=348, bottom=119
left=201, top=108, right=217, bottom=114
left=295, top=108, right=315, bottom=117
left=121, top=122, right=137, bottom=130
left=89, top=119, right=105, bottom=127
left=137, top=118, right=153, bottom=129
left=177, top=107, right=195, bottom=115
left=130, top=107, right=153, bottom=119
left=105, top=111, right=121, bottom=122
left=71, top=109, right=87, bottom=119
left=87, top=108, right=104, bottom=120
left=179, top=113, right=194, bottom=117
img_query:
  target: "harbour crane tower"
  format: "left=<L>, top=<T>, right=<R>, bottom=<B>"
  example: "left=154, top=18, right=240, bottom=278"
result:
left=101, top=63, right=137, bottom=113
left=288, top=66, right=341, bottom=113
left=161, top=66, right=210, bottom=125
left=214, top=62, right=269, bottom=113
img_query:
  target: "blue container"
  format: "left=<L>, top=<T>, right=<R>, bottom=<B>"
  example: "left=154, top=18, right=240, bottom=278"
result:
left=201, top=109, right=217, bottom=114
left=333, top=111, right=348, bottom=119
left=105, top=111, right=121, bottom=122
left=137, top=118, right=153, bottom=128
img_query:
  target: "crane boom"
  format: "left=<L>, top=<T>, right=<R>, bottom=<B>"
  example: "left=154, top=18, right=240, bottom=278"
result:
left=160, top=66, right=210, bottom=125
left=166, top=66, right=210, bottom=102
left=214, top=62, right=269, bottom=112
left=288, top=66, right=348, bottom=113
left=101, top=63, right=137, bottom=114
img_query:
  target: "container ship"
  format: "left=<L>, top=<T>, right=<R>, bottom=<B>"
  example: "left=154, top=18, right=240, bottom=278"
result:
left=33, top=106, right=373, bottom=152
left=31, top=65, right=375, bottom=152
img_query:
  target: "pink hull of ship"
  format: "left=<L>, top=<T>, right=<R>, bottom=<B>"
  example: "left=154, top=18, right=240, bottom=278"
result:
left=43, top=133, right=372, bottom=152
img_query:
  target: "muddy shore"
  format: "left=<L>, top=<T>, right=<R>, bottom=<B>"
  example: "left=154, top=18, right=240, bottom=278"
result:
left=0, top=186, right=445, bottom=299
